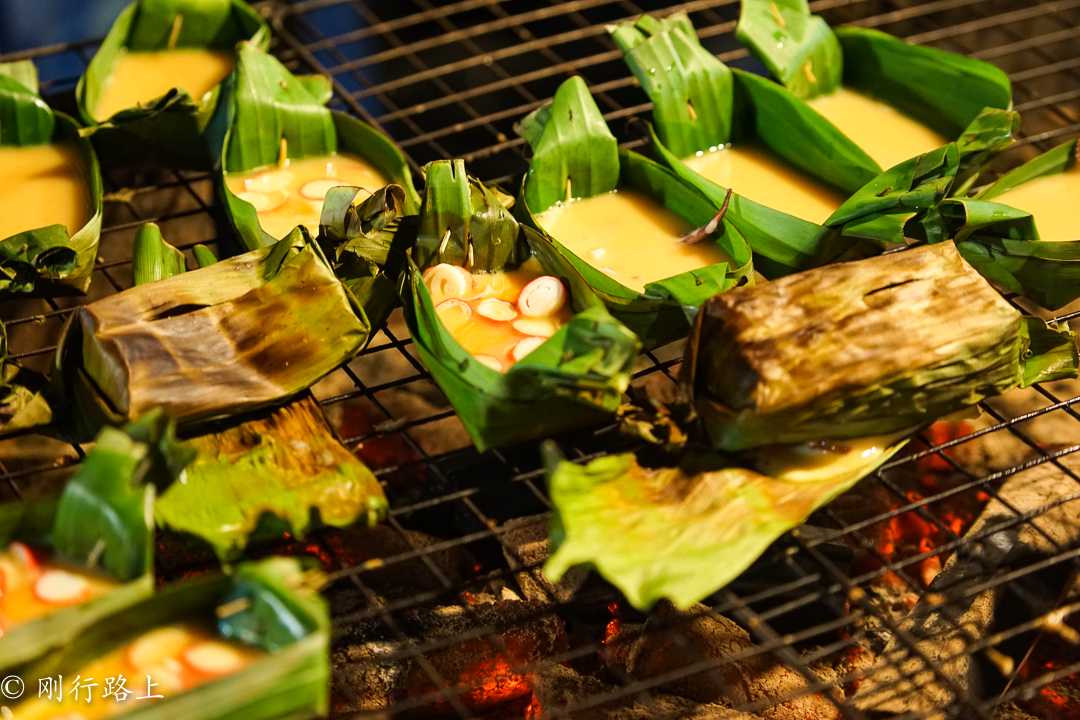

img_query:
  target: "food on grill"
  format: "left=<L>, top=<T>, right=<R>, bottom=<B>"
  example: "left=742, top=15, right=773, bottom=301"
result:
left=91, top=49, right=235, bottom=122
left=426, top=260, right=574, bottom=371
left=515, top=75, right=752, bottom=348
left=737, top=0, right=1014, bottom=193
left=0, top=544, right=118, bottom=630
left=10, top=558, right=329, bottom=720
left=402, top=159, right=639, bottom=452
left=224, top=154, right=388, bottom=239
left=0, top=60, right=103, bottom=296
left=681, top=241, right=1078, bottom=451
left=988, top=165, right=1080, bottom=241
left=217, top=42, right=418, bottom=250
left=76, top=0, right=268, bottom=169
left=0, top=318, right=52, bottom=438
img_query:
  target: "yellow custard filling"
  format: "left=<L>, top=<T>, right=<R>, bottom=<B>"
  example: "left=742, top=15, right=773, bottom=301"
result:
left=988, top=166, right=1080, bottom=241
left=0, top=143, right=91, bottom=239
left=0, top=542, right=117, bottom=633
left=93, top=49, right=235, bottom=121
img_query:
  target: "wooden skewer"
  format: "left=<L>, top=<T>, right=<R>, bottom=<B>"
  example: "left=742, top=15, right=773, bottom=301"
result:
left=769, top=3, right=787, bottom=29
left=277, top=137, right=288, bottom=168
left=168, top=14, right=184, bottom=50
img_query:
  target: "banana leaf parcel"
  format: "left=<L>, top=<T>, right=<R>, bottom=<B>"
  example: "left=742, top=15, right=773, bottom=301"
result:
left=214, top=41, right=419, bottom=251
left=514, top=76, right=753, bottom=349
left=0, top=61, right=104, bottom=296
left=53, top=228, right=375, bottom=441
left=680, top=241, right=1078, bottom=452
left=938, top=137, right=1080, bottom=311
left=401, top=159, right=641, bottom=453
left=0, top=318, right=53, bottom=438
left=608, top=12, right=1008, bottom=278
left=76, top=0, right=269, bottom=169
left=0, top=411, right=190, bottom=672
left=736, top=0, right=1016, bottom=194
left=10, top=557, right=330, bottom=720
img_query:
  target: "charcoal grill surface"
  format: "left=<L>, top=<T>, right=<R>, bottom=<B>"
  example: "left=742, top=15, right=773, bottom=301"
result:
left=3, top=1, right=1080, bottom=718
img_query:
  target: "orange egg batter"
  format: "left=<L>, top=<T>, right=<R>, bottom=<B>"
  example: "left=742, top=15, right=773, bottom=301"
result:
left=0, top=542, right=117, bottom=633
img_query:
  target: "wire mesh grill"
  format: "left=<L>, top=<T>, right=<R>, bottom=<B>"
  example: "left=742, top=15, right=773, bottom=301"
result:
left=3, top=0, right=1080, bottom=718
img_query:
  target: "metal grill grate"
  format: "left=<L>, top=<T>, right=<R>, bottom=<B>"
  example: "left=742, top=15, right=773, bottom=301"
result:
left=3, top=1, right=1080, bottom=718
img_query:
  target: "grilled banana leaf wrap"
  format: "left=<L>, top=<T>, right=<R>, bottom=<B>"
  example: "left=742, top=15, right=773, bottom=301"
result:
left=0, top=411, right=190, bottom=672
left=401, top=160, right=640, bottom=453
left=10, top=557, right=330, bottom=720
left=940, top=137, right=1080, bottom=311
left=544, top=241, right=1077, bottom=610
left=214, top=42, right=419, bottom=251
left=0, top=61, right=104, bottom=296
left=513, top=76, right=753, bottom=350
left=0, top=318, right=54, bottom=438
left=76, top=0, right=269, bottom=169
left=608, top=12, right=1015, bottom=278
left=735, top=0, right=1016, bottom=193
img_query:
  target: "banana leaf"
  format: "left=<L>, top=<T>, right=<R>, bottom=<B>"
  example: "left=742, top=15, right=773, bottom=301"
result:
left=936, top=138, right=1080, bottom=310
left=514, top=76, right=753, bottom=349
left=736, top=1, right=1014, bottom=191
left=155, top=395, right=388, bottom=561
left=401, top=159, right=640, bottom=453
left=0, top=411, right=189, bottom=672
left=131, top=221, right=188, bottom=285
left=0, top=61, right=104, bottom=296
left=11, top=557, right=329, bottom=720
left=52, top=228, right=374, bottom=441
left=213, top=41, right=419, bottom=251
left=543, top=435, right=905, bottom=609
left=679, top=241, right=1078, bottom=451
left=76, top=0, right=269, bottom=169
left=0, top=319, right=53, bottom=438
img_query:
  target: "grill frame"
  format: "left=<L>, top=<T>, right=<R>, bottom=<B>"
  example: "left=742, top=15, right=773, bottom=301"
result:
left=3, top=1, right=1080, bottom=718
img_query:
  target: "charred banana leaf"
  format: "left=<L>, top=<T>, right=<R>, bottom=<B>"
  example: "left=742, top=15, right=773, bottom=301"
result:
left=680, top=242, right=1078, bottom=451
left=76, top=0, right=269, bottom=169
left=402, top=160, right=640, bottom=452
left=514, top=76, right=753, bottom=349
left=0, top=411, right=188, bottom=672
left=11, top=557, right=330, bottom=720
left=54, top=228, right=373, bottom=440
left=214, top=42, right=419, bottom=250
left=0, top=61, right=104, bottom=296
left=0, top=319, right=53, bottom=438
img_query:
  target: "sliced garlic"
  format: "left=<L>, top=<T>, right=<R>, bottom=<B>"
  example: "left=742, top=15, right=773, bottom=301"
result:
left=474, top=354, right=504, bottom=372
left=183, top=641, right=245, bottom=676
left=299, top=178, right=346, bottom=200
left=512, top=318, right=559, bottom=338
left=513, top=336, right=546, bottom=362
left=33, top=570, right=91, bottom=605
left=236, top=190, right=287, bottom=213
left=517, top=275, right=567, bottom=317
left=126, top=626, right=193, bottom=671
left=423, top=264, right=472, bottom=302
left=244, top=169, right=293, bottom=192
left=475, top=298, right=518, bottom=322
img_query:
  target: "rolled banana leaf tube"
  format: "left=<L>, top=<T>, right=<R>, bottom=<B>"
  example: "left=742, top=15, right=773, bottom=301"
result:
left=735, top=0, right=1016, bottom=193
left=543, top=436, right=906, bottom=610
left=401, top=159, right=640, bottom=453
left=76, top=0, right=269, bottom=169
left=8, top=557, right=330, bottom=720
left=52, top=227, right=376, bottom=441
left=939, top=137, right=1080, bottom=311
left=214, top=41, right=419, bottom=251
left=0, top=61, right=104, bottom=297
left=514, top=75, right=753, bottom=349
left=0, top=411, right=190, bottom=673
left=679, top=241, right=1078, bottom=451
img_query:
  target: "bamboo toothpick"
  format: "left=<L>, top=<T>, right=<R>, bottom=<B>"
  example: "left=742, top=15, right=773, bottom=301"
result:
left=168, top=14, right=184, bottom=50
left=565, top=176, right=572, bottom=203
left=687, top=101, right=697, bottom=121
left=277, top=137, right=288, bottom=168
left=803, top=60, right=816, bottom=84
left=439, top=227, right=452, bottom=253
left=769, top=3, right=787, bottom=29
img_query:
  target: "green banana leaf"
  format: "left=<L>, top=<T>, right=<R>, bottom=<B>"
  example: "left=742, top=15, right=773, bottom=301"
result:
left=514, top=76, right=753, bottom=349
left=0, top=61, right=104, bottom=296
left=402, top=159, right=640, bottom=453
left=0, top=318, right=53, bottom=438
left=155, top=395, right=388, bottom=561
left=679, top=241, right=1078, bottom=451
left=214, top=42, right=419, bottom=251
left=76, top=0, right=269, bottom=169
left=131, top=222, right=187, bottom=285
left=11, top=557, right=330, bottom=720
left=0, top=412, right=189, bottom=672
left=52, top=228, right=374, bottom=441
left=736, top=1, right=1014, bottom=190
left=544, top=436, right=905, bottom=609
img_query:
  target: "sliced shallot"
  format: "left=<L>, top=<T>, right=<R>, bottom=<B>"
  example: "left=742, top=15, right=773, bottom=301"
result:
left=474, top=355, right=504, bottom=372
left=244, top=169, right=293, bottom=192
left=183, top=641, right=246, bottom=676
left=475, top=298, right=518, bottom=322
left=33, top=570, right=92, bottom=605
left=435, top=299, right=472, bottom=333
left=127, top=626, right=193, bottom=671
left=512, top=318, right=559, bottom=338
left=512, top=336, right=546, bottom=362
left=517, top=276, right=566, bottom=317
left=423, top=264, right=472, bottom=302
left=299, top=178, right=344, bottom=200
left=236, top=190, right=287, bottom=213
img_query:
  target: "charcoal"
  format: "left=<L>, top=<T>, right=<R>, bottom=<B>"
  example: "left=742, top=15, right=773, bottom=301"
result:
left=500, top=514, right=589, bottom=603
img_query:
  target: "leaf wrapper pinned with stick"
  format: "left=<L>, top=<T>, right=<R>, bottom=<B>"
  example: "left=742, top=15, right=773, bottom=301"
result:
left=0, top=61, right=104, bottom=297
left=76, top=0, right=270, bottom=169
left=401, top=159, right=640, bottom=452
